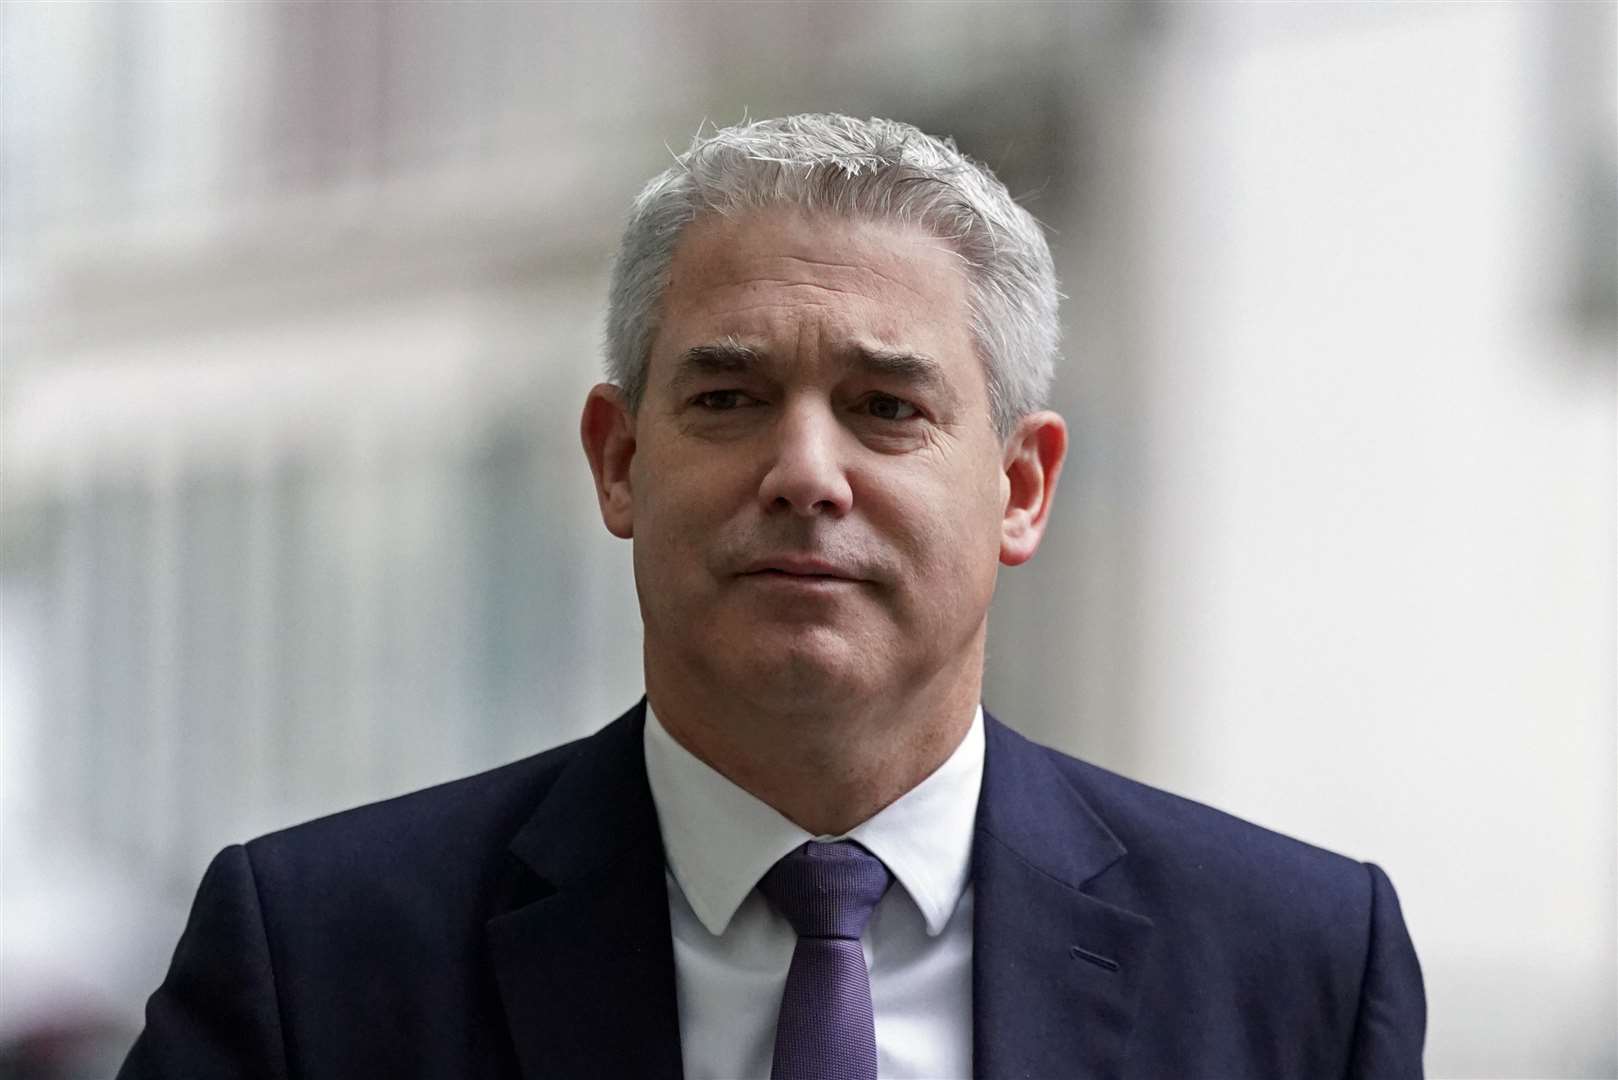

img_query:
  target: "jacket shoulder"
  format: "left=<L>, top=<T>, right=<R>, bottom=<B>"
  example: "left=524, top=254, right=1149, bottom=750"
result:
left=123, top=722, right=623, bottom=1080
left=238, top=713, right=643, bottom=942
left=247, top=731, right=589, bottom=877
left=1045, top=737, right=1365, bottom=872
left=1011, top=727, right=1383, bottom=940
left=1002, top=728, right=1425, bottom=1073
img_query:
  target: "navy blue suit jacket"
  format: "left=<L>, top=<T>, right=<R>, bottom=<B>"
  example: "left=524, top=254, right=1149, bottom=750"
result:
left=119, top=701, right=1425, bottom=1078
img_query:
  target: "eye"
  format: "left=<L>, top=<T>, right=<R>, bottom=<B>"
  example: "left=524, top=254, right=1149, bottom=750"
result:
left=860, top=393, right=920, bottom=421
left=690, top=389, right=756, bottom=410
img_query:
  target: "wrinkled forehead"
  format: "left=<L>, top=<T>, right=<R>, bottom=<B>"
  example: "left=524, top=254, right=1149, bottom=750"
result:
left=651, top=208, right=977, bottom=370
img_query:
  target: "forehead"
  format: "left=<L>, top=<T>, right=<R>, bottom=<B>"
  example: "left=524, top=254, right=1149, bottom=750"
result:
left=651, top=209, right=976, bottom=378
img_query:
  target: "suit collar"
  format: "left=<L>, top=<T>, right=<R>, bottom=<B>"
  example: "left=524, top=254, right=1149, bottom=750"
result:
left=483, top=702, right=1155, bottom=1080
left=973, top=713, right=1156, bottom=1080
left=502, top=699, right=659, bottom=887
left=485, top=700, right=683, bottom=1080
left=644, top=699, right=986, bottom=939
left=641, top=699, right=814, bottom=936
left=975, top=711, right=1130, bottom=886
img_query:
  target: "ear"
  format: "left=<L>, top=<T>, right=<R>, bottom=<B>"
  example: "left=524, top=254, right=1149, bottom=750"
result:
left=999, top=410, right=1068, bottom=567
left=580, top=383, right=637, bottom=539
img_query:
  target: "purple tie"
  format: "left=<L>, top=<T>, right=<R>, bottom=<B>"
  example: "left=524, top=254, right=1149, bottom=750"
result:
left=759, top=841, right=892, bottom=1080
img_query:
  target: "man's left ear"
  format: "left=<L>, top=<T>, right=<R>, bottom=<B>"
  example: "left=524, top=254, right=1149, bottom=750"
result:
left=999, top=410, right=1068, bottom=567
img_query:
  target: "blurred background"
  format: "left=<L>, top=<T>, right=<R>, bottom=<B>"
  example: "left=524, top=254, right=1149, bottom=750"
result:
left=2, top=2, right=1613, bottom=1076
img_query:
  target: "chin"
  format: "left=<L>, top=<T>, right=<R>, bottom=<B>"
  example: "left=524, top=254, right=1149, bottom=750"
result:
left=726, top=630, right=885, bottom=709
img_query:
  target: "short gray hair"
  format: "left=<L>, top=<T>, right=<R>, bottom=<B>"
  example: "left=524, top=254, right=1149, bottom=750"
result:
left=604, top=114, right=1060, bottom=437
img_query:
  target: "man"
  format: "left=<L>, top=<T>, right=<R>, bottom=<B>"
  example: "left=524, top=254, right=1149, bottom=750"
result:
left=120, top=114, right=1425, bottom=1079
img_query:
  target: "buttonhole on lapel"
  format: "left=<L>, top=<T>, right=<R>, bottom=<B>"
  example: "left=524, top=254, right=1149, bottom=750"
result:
left=1069, top=945, right=1120, bottom=972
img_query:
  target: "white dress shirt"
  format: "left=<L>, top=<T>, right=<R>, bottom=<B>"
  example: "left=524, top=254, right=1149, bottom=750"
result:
left=643, top=703, right=983, bottom=1080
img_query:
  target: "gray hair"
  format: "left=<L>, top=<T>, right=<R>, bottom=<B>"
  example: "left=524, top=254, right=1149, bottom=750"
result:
left=604, top=114, right=1060, bottom=437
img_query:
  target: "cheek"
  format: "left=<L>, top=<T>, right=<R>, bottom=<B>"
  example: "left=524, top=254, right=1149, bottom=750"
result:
left=942, top=464, right=1009, bottom=594
left=634, top=444, right=706, bottom=526
left=891, top=473, right=1001, bottom=591
left=633, top=451, right=745, bottom=581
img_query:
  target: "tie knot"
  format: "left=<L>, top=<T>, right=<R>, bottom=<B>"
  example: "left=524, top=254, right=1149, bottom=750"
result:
left=759, top=841, right=892, bottom=940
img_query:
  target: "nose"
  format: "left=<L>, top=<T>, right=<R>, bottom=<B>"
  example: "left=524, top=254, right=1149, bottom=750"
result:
left=757, top=399, right=853, bottom=518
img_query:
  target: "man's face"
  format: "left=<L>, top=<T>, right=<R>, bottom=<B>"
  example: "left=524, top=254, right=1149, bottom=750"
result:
left=597, top=209, right=1021, bottom=711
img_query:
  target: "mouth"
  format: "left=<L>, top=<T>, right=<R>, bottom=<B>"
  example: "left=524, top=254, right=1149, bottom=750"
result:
left=739, top=569, right=867, bottom=598
left=738, top=556, right=868, bottom=583
left=747, top=569, right=858, bottom=582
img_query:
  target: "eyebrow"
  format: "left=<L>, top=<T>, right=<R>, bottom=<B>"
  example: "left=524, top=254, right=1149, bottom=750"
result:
left=670, top=339, right=763, bottom=391
left=852, top=346, right=953, bottom=400
left=668, top=338, right=958, bottom=406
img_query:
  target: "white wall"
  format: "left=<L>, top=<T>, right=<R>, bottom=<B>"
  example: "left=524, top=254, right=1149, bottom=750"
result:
left=1128, top=5, right=1615, bottom=1074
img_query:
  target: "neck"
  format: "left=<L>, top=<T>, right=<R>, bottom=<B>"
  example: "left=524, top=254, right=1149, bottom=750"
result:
left=644, top=645, right=984, bottom=836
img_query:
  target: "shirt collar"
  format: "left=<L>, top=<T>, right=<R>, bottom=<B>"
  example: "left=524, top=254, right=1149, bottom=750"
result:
left=643, top=701, right=984, bottom=938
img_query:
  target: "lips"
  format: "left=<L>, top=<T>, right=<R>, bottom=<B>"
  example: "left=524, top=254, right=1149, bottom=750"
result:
left=739, top=555, right=866, bottom=581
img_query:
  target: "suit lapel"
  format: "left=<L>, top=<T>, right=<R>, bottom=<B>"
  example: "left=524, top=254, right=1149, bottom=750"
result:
left=974, top=715, right=1155, bottom=1080
left=484, top=702, right=683, bottom=1080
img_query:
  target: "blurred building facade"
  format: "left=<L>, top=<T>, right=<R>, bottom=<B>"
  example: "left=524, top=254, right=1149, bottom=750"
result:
left=2, top=3, right=1613, bottom=1075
